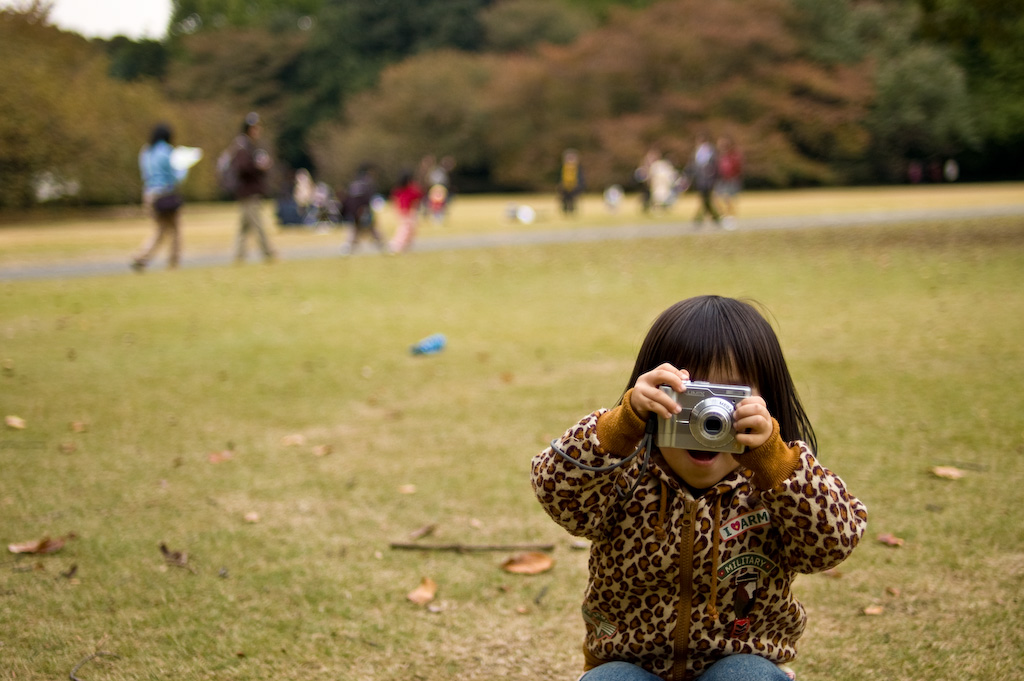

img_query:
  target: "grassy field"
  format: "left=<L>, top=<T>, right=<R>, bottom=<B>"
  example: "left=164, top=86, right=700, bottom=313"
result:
left=1, top=189, right=1024, bottom=680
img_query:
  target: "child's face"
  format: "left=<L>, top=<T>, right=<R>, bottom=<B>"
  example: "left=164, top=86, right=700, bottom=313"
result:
left=659, top=365, right=756, bottom=491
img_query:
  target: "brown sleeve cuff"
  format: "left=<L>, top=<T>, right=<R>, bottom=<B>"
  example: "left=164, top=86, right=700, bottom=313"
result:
left=595, top=388, right=648, bottom=457
left=734, top=418, right=801, bottom=490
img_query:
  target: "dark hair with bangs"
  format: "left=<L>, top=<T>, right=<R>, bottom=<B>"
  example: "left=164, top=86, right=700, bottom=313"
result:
left=625, top=295, right=816, bottom=452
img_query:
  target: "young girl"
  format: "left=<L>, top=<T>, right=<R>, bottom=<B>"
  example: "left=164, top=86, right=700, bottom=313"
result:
left=532, top=296, right=867, bottom=681
left=389, top=169, right=425, bottom=253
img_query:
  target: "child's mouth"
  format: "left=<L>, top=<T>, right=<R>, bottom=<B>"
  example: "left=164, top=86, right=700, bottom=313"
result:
left=688, top=450, right=719, bottom=463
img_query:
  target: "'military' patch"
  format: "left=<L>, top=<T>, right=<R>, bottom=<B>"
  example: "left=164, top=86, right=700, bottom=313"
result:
left=716, top=552, right=778, bottom=580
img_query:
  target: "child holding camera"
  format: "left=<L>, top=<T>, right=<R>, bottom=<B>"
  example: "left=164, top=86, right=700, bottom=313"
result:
left=532, top=295, right=867, bottom=681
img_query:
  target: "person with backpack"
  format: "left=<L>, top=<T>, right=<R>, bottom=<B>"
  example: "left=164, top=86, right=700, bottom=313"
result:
left=227, top=112, right=277, bottom=263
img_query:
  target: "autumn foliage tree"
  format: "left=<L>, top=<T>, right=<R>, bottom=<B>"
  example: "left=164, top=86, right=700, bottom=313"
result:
left=321, top=0, right=875, bottom=190
left=0, top=6, right=238, bottom=209
left=310, top=51, right=496, bottom=189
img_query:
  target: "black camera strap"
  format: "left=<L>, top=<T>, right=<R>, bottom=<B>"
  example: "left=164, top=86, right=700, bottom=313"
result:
left=548, top=416, right=658, bottom=501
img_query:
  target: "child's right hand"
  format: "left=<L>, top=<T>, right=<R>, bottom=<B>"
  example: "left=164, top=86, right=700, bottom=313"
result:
left=629, top=364, right=689, bottom=420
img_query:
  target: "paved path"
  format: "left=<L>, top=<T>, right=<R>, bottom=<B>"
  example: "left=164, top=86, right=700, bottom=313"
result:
left=2, top=203, right=1022, bottom=282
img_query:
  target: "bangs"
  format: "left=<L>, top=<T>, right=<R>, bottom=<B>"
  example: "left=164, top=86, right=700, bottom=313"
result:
left=668, top=317, right=746, bottom=385
left=629, top=296, right=780, bottom=393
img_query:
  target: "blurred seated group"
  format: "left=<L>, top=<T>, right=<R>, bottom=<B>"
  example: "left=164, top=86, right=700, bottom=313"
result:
left=277, top=168, right=340, bottom=230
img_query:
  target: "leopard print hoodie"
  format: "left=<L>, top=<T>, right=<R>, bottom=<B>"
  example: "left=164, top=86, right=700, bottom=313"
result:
left=532, top=393, right=867, bottom=681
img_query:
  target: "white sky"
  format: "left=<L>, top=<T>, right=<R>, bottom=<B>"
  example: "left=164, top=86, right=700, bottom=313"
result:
left=2, top=0, right=173, bottom=39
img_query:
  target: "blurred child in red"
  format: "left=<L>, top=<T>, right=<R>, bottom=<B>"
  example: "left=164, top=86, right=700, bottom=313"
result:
left=389, top=169, right=425, bottom=253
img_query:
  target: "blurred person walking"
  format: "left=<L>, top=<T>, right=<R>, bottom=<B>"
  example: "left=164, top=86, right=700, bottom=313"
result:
left=685, top=132, right=722, bottom=227
left=389, top=169, right=425, bottom=253
left=132, top=123, right=187, bottom=272
left=715, top=135, right=744, bottom=230
left=558, top=149, right=585, bottom=216
left=422, top=155, right=456, bottom=223
left=648, top=152, right=680, bottom=211
left=634, top=148, right=659, bottom=213
left=230, top=113, right=277, bottom=263
left=340, top=163, right=388, bottom=255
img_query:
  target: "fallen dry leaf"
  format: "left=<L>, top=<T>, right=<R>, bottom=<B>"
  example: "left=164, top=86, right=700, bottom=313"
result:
left=886, top=586, right=901, bottom=597
left=877, top=533, right=905, bottom=547
left=244, top=512, right=260, bottom=523
left=398, top=484, right=417, bottom=495
left=407, top=576, right=438, bottom=606
left=501, top=551, right=555, bottom=575
left=208, top=450, right=233, bottom=463
left=159, top=543, right=189, bottom=568
left=863, top=605, right=885, bottom=616
left=408, top=523, right=437, bottom=540
left=931, top=465, right=965, bottom=480
left=821, top=568, right=843, bottom=579
left=8, top=536, right=65, bottom=554
left=311, top=444, right=333, bottom=457
left=280, top=434, right=306, bottom=447
left=69, top=421, right=88, bottom=433
left=5, top=415, right=26, bottom=430
left=59, top=441, right=77, bottom=454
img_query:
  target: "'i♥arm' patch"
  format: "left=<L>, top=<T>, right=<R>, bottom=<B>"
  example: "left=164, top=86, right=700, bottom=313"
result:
left=719, top=508, right=771, bottom=543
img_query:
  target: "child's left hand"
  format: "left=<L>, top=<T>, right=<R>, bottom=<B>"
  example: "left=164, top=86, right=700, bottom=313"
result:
left=733, top=396, right=773, bottom=450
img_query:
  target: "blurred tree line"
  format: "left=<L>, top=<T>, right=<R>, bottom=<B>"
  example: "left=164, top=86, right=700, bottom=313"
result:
left=0, top=0, right=1019, bottom=209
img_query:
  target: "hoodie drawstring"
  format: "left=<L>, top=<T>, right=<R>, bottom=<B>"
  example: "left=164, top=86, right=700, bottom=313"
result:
left=708, top=494, right=722, bottom=619
left=654, top=479, right=669, bottom=540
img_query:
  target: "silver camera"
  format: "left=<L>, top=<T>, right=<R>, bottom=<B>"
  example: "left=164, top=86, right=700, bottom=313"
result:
left=657, top=381, right=752, bottom=453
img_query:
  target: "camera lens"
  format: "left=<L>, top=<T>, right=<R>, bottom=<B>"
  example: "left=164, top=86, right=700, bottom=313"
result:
left=688, top=397, right=736, bottom=449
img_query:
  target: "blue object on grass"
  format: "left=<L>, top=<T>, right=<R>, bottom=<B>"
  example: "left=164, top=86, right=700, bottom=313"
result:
left=410, top=333, right=446, bottom=355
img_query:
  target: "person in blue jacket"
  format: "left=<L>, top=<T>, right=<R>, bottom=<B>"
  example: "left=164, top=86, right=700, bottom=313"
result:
left=133, top=123, right=187, bottom=271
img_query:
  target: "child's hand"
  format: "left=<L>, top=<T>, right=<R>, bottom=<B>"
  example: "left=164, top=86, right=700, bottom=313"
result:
left=733, top=396, right=773, bottom=449
left=629, top=364, right=689, bottom=420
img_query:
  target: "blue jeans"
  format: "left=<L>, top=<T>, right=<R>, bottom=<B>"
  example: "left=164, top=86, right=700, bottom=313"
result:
left=581, top=655, right=790, bottom=681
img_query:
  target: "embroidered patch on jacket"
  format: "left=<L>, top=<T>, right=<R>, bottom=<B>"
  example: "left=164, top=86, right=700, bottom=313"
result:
left=716, top=552, right=778, bottom=580
left=582, top=605, right=618, bottom=640
left=719, top=508, right=771, bottom=543
left=730, top=617, right=751, bottom=639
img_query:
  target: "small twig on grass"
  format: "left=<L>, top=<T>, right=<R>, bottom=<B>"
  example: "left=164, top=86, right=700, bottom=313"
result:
left=390, top=542, right=555, bottom=553
left=70, top=651, right=119, bottom=681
